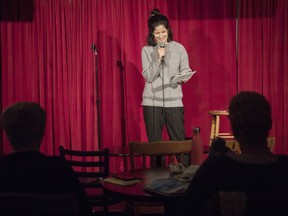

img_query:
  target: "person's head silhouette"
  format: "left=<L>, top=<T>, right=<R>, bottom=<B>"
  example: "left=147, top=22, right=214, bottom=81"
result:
left=1, top=102, right=46, bottom=152
left=228, top=91, right=272, bottom=150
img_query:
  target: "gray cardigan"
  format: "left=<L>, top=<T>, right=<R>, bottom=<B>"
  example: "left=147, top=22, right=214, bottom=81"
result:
left=141, top=41, right=193, bottom=107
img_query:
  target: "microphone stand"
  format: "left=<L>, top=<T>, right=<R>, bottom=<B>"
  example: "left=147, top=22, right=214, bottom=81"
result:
left=117, top=60, right=127, bottom=148
left=91, top=43, right=102, bottom=149
left=117, top=60, right=128, bottom=171
left=161, top=58, right=165, bottom=113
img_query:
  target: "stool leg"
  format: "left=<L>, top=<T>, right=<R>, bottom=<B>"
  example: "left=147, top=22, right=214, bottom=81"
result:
left=215, top=115, right=220, bottom=137
left=209, top=115, right=216, bottom=145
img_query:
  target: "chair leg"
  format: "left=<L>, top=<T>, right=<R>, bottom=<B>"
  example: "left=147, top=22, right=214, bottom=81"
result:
left=103, top=204, right=108, bottom=216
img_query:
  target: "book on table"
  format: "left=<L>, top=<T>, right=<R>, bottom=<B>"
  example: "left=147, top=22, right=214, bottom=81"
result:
left=102, top=174, right=142, bottom=186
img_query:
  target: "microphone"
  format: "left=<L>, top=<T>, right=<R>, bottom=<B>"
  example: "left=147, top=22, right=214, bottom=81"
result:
left=91, top=43, right=98, bottom=55
left=160, top=42, right=165, bottom=48
left=160, top=42, right=165, bottom=61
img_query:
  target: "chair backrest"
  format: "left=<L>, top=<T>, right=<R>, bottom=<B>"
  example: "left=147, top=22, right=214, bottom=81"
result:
left=58, top=146, right=109, bottom=188
left=129, top=140, right=192, bottom=170
left=0, top=192, right=78, bottom=216
left=225, top=137, right=276, bottom=154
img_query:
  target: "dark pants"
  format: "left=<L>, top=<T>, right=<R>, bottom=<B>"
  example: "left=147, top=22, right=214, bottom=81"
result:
left=143, top=106, right=185, bottom=141
left=143, top=106, right=188, bottom=166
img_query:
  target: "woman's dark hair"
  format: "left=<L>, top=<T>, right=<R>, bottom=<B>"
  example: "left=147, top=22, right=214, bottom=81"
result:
left=146, top=8, right=173, bottom=46
left=228, top=91, right=272, bottom=146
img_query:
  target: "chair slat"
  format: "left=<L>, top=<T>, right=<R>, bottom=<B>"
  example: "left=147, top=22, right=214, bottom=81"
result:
left=67, top=160, right=106, bottom=167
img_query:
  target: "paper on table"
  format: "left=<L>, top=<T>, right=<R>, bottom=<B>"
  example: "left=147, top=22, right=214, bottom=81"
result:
left=173, top=165, right=200, bottom=182
left=144, top=178, right=189, bottom=196
left=170, top=71, right=196, bottom=83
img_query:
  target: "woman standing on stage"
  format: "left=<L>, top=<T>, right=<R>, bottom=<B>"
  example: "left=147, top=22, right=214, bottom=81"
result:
left=141, top=8, right=194, bottom=147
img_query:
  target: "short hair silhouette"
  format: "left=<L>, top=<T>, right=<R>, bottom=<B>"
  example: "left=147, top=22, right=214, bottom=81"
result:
left=1, top=102, right=46, bottom=150
left=228, top=91, right=272, bottom=146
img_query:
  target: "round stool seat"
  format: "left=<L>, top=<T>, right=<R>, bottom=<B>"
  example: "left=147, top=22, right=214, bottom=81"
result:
left=208, top=110, right=229, bottom=115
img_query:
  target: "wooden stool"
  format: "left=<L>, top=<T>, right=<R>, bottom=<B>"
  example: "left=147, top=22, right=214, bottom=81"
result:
left=208, top=110, right=234, bottom=145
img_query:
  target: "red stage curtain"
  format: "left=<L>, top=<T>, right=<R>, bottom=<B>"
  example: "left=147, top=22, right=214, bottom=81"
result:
left=238, top=0, right=288, bottom=153
left=0, top=0, right=287, bottom=172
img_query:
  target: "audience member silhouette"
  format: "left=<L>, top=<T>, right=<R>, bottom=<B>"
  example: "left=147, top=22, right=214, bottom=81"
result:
left=177, top=91, right=288, bottom=216
left=0, top=102, right=91, bottom=216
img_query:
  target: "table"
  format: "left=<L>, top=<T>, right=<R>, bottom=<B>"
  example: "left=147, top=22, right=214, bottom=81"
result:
left=102, top=168, right=184, bottom=216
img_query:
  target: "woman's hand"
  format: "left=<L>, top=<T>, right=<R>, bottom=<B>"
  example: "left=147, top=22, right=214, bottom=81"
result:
left=158, top=47, right=166, bottom=61
left=178, top=79, right=188, bottom=85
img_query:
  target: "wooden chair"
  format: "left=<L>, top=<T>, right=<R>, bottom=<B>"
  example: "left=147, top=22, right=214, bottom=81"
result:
left=58, top=146, right=123, bottom=215
left=128, top=140, right=192, bottom=216
left=129, top=140, right=192, bottom=171
left=0, top=192, right=78, bottom=216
